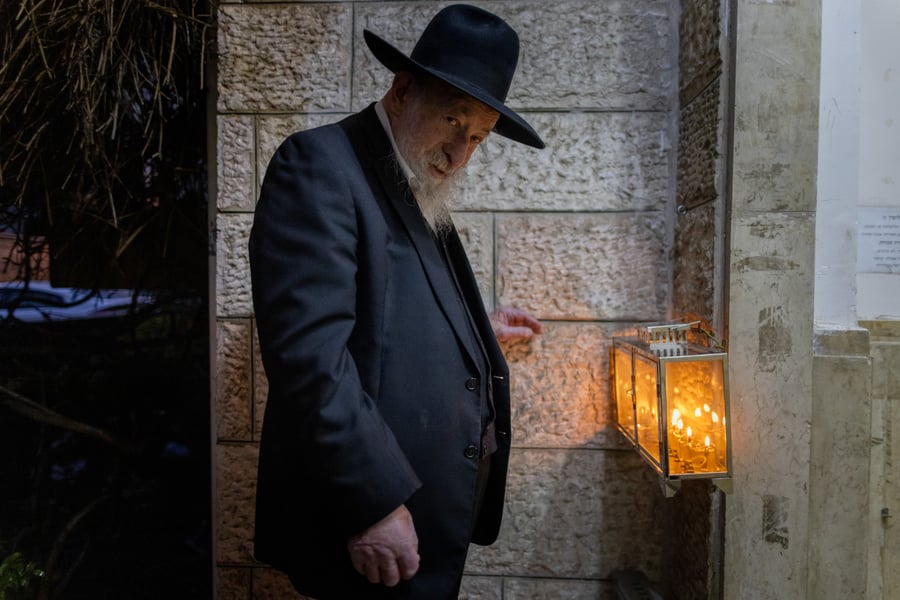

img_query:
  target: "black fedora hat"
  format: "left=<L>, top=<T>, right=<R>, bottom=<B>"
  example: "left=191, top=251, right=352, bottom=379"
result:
left=364, top=4, right=545, bottom=149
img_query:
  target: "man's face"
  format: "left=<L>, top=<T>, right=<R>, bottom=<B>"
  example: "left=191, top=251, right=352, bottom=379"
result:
left=395, top=78, right=500, bottom=181
left=389, top=74, right=500, bottom=233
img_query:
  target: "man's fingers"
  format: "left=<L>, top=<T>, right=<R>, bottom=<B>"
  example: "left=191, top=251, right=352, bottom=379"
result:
left=380, top=558, right=401, bottom=587
left=363, top=560, right=381, bottom=584
left=397, top=551, right=420, bottom=580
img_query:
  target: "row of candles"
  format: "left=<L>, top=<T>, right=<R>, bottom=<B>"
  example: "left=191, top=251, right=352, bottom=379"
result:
left=633, top=400, right=727, bottom=474
left=669, top=401, right=727, bottom=473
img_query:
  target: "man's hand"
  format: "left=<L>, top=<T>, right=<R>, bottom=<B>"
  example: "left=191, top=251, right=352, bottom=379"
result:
left=490, top=306, right=543, bottom=342
left=347, top=505, right=420, bottom=587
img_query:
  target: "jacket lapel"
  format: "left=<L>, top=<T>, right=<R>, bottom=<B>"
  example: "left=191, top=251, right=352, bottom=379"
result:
left=344, top=105, right=482, bottom=368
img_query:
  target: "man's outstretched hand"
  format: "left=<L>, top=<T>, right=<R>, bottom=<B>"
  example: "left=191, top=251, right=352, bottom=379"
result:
left=347, top=505, right=420, bottom=587
left=490, top=306, right=543, bottom=342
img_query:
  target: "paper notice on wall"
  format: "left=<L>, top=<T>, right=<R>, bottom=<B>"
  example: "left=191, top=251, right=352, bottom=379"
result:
left=858, top=207, right=900, bottom=273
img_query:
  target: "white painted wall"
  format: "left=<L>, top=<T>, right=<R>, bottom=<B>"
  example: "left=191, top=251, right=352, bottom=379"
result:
left=815, top=0, right=900, bottom=324
left=814, top=0, right=861, bottom=327
left=857, top=0, right=900, bottom=320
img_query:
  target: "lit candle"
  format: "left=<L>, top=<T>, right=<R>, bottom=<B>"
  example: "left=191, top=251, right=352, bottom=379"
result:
left=686, top=426, right=693, bottom=441
left=694, top=407, right=702, bottom=418
left=672, top=409, right=681, bottom=427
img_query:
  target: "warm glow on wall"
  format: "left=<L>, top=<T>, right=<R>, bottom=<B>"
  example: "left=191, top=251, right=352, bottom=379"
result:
left=612, top=322, right=731, bottom=496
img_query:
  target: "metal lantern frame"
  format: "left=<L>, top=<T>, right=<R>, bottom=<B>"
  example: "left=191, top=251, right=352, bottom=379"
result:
left=611, top=323, right=732, bottom=497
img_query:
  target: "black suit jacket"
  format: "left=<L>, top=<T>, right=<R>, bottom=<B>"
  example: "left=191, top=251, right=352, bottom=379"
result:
left=249, top=104, right=511, bottom=599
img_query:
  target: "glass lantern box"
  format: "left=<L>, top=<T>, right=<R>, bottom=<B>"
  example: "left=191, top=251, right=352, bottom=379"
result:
left=611, top=323, right=732, bottom=496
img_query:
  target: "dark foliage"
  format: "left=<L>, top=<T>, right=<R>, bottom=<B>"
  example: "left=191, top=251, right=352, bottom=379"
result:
left=0, top=0, right=212, bottom=289
left=0, top=1, right=214, bottom=597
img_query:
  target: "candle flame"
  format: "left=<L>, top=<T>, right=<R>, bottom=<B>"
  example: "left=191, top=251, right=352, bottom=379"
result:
left=703, top=403, right=711, bottom=413
left=711, top=411, right=719, bottom=424
left=705, top=435, right=711, bottom=447
left=672, top=409, right=681, bottom=426
left=694, top=407, right=702, bottom=418
left=686, top=426, right=693, bottom=439
left=677, top=418, right=684, bottom=431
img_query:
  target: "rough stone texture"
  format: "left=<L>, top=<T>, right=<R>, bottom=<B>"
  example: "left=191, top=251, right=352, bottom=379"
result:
left=502, top=322, right=628, bottom=449
left=352, top=1, right=673, bottom=113
left=218, top=115, right=256, bottom=212
left=504, top=578, right=613, bottom=600
left=453, top=212, right=495, bottom=309
left=678, top=79, right=721, bottom=211
left=459, top=575, right=502, bottom=599
left=218, top=4, right=352, bottom=113
left=809, top=351, right=872, bottom=598
left=496, top=213, right=668, bottom=321
left=252, top=567, right=309, bottom=599
left=215, top=443, right=259, bottom=565
left=680, top=0, right=722, bottom=104
left=217, top=319, right=252, bottom=441
left=258, top=110, right=670, bottom=213
left=216, top=213, right=254, bottom=318
left=673, top=202, right=715, bottom=323
left=466, top=448, right=667, bottom=579
left=462, top=112, right=670, bottom=212
left=216, top=567, right=250, bottom=600
left=660, top=479, right=714, bottom=600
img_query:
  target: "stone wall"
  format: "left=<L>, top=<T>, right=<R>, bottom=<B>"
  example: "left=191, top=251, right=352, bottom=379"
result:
left=725, top=0, right=820, bottom=597
left=667, top=0, right=729, bottom=597
left=213, top=1, right=677, bottom=598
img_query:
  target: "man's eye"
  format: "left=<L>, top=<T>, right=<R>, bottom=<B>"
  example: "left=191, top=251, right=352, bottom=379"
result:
left=446, top=117, right=460, bottom=127
left=471, top=136, right=483, bottom=145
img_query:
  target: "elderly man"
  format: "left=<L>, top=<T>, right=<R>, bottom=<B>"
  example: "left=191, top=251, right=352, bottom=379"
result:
left=249, top=5, right=543, bottom=598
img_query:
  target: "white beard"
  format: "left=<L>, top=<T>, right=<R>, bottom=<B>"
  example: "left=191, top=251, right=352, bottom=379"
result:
left=392, top=123, right=462, bottom=237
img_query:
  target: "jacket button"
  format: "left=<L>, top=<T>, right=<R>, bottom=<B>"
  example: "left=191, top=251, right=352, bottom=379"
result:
left=465, top=377, right=479, bottom=391
left=463, top=445, right=479, bottom=459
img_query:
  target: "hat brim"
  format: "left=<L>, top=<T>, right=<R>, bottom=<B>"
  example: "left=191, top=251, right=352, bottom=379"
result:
left=364, top=30, right=545, bottom=150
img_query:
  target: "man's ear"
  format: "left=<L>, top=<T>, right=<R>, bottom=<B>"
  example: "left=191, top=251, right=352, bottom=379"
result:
left=384, top=71, right=416, bottom=117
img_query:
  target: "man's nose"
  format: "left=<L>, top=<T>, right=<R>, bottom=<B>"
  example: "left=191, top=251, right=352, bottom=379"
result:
left=443, top=136, right=471, bottom=169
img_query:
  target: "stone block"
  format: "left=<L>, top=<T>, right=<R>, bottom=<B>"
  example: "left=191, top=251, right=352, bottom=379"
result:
left=504, top=578, right=614, bottom=600
left=679, top=0, right=723, bottom=104
left=871, top=341, right=900, bottom=401
left=809, top=354, right=872, bottom=598
left=217, top=319, right=253, bottom=441
left=673, top=202, right=716, bottom=322
left=215, top=443, right=259, bottom=565
left=216, top=213, right=254, bottom=318
left=496, top=213, right=668, bottom=321
left=678, top=81, right=721, bottom=211
left=216, top=566, right=250, bottom=600
left=502, top=322, right=626, bottom=449
left=252, top=567, right=310, bottom=599
left=459, top=575, right=502, bottom=599
left=218, top=115, right=256, bottom=212
left=218, top=4, right=352, bottom=113
left=467, top=448, right=666, bottom=579
left=453, top=212, right=495, bottom=310
left=732, top=1, right=820, bottom=213
left=462, top=112, right=670, bottom=213
left=725, top=211, right=815, bottom=599
left=352, top=1, right=673, bottom=112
